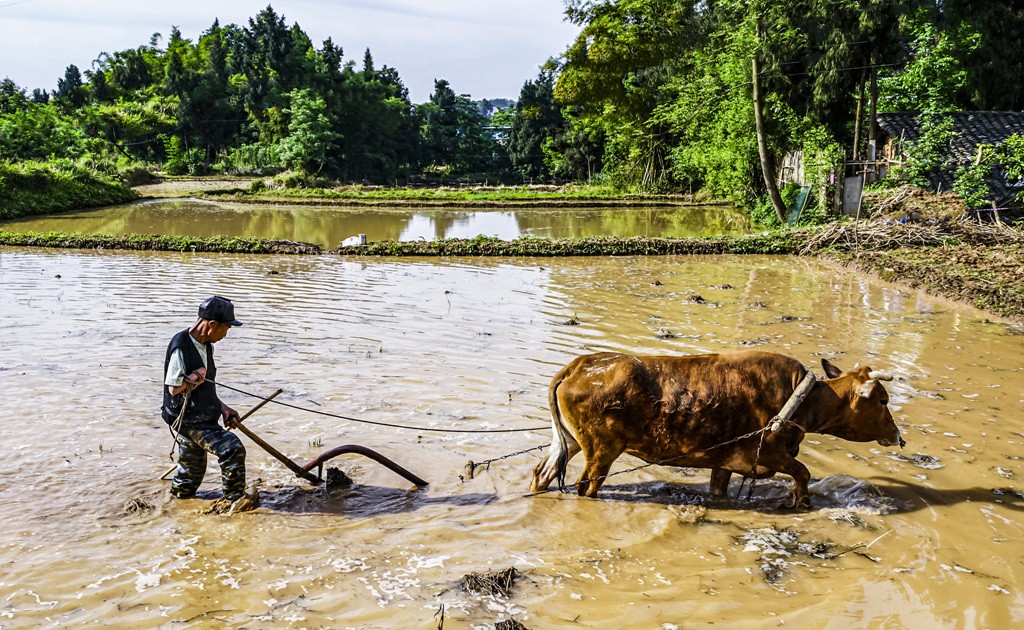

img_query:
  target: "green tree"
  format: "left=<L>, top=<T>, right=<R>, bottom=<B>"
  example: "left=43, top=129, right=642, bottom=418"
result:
left=508, top=68, right=563, bottom=180
left=937, top=1, right=1024, bottom=110
left=878, top=10, right=980, bottom=113
left=0, top=79, right=29, bottom=115
left=277, top=88, right=339, bottom=174
left=557, top=0, right=701, bottom=189
left=334, top=61, right=420, bottom=181
left=86, top=94, right=179, bottom=160
left=164, top=19, right=245, bottom=164
left=105, top=48, right=156, bottom=94
left=54, top=64, right=87, bottom=110
left=87, top=69, right=112, bottom=103
left=542, top=106, right=605, bottom=181
left=0, top=100, right=90, bottom=160
left=162, top=27, right=193, bottom=99
left=418, top=79, right=492, bottom=175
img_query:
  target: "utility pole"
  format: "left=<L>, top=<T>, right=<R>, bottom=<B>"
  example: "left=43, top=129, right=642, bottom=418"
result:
left=867, top=52, right=878, bottom=182
left=852, top=67, right=867, bottom=160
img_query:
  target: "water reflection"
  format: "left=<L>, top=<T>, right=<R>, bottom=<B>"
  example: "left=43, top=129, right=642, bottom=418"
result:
left=0, top=198, right=750, bottom=247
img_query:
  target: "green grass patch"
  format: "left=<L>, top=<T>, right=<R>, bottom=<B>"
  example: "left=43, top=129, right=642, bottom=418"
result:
left=333, top=233, right=799, bottom=256
left=198, top=183, right=702, bottom=206
left=0, top=231, right=797, bottom=257
left=0, top=161, right=139, bottom=219
left=0, top=231, right=320, bottom=254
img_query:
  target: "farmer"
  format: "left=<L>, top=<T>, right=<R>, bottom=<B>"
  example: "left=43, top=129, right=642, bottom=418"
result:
left=163, top=295, right=258, bottom=513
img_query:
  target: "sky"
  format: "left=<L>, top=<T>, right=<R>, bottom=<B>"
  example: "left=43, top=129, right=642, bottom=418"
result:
left=0, top=0, right=581, bottom=103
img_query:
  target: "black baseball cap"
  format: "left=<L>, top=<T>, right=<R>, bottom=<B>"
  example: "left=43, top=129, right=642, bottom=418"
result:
left=198, top=296, right=243, bottom=326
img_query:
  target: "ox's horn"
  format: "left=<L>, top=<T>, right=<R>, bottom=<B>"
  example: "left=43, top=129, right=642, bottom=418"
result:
left=867, top=370, right=893, bottom=381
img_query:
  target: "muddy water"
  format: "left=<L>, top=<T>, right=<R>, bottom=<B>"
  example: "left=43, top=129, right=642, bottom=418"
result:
left=1, top=248, right=1023, bottom=628
left=0, top=199, right=750, bottom=247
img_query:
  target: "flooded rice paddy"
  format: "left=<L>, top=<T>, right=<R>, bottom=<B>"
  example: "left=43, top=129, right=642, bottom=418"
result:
left=0, top=198, right=751, bottom=247
left=1, top=248, right=1023, bottom=628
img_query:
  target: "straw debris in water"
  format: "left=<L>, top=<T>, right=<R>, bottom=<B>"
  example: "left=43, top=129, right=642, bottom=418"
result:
left=462, top=566, right=519, bottom=597
left=738, top=527, right=845, bottom=585
left=123, top=497, right=154, bottom=514
left=495, top=618, right=529, bottom=630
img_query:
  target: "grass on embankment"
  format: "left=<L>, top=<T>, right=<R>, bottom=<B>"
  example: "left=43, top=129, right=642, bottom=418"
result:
left=332, top=233, right=798, bottom=256
left=0, top=231, right=321, bottom=254
left=0, top=161, right=139, bottom=219
left=0, top=232, right=791, bottom=256
left=194, top=182, right=708, bottom=207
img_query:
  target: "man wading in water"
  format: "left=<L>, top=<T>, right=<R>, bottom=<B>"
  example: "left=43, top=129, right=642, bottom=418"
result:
left=163, top=296, right=258, bottom=513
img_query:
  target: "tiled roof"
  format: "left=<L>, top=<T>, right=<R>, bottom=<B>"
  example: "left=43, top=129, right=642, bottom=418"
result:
left=876, top=111, right=1024, bottom=200
left=877, top=111, right=1024, bottom=161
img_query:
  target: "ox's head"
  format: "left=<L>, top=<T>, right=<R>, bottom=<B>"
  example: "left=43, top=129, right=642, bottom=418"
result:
left=820, top=358, right=904, bottom=448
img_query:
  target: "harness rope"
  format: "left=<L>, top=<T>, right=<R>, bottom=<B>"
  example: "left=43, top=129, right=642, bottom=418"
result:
left=166, top=382, right=195, bottom=459
left=208, top=378, right=550, bottom=434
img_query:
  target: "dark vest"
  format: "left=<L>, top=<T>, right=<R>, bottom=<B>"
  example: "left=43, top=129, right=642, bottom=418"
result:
left=162, top=329, right=220, bottom=427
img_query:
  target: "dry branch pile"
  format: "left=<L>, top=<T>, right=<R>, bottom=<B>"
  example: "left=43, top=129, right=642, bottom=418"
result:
left=861, top=185, right=971, bottom=219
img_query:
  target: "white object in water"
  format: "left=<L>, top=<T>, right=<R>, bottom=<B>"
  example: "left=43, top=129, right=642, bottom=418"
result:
left=341, top=234, right=367, bottom=247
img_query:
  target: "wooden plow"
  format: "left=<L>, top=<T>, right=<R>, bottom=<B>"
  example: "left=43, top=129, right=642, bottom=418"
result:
left=161, top=389, right=428, bottom=488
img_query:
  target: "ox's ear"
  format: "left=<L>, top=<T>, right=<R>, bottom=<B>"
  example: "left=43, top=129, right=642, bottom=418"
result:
left=821, top=358, right=843, bottom=379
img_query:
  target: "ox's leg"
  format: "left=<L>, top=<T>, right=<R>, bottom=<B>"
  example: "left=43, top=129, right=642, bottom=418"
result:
left=709, top=468, right=732, bottom=497
left=775, top=458, right=811, bottom=510
left=575, top=443, right=623, bottom=498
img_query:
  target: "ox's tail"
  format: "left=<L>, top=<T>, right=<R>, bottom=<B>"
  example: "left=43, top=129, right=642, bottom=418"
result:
left=549, top=376, right=572, bottom=491
left=531, top=374, right=579, bottom=493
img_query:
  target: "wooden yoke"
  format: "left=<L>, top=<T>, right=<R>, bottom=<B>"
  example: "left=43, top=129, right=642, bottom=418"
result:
left=769, top=371, right=817, bottom=433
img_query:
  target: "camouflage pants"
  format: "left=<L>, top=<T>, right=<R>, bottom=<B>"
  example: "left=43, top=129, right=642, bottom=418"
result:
left=170, top=424, right=246, bottom=501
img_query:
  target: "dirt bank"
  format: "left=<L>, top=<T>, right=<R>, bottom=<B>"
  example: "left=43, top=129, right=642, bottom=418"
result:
left=826, top=244, right=1024, bottom=323
left=804, top=191, right=1024, bottom=323
left=133, top=177, right=257, bottom=198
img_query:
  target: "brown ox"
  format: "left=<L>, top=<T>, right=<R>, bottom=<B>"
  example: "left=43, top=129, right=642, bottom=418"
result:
left=530, top=350, right=903, bottom=508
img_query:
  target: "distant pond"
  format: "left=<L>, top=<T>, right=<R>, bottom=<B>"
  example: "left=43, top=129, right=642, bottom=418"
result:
left=1, top=198, right=751, bottom=248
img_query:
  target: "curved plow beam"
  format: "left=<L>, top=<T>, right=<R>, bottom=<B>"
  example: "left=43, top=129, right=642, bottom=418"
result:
left=302, top=445, right=429, bottom=488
